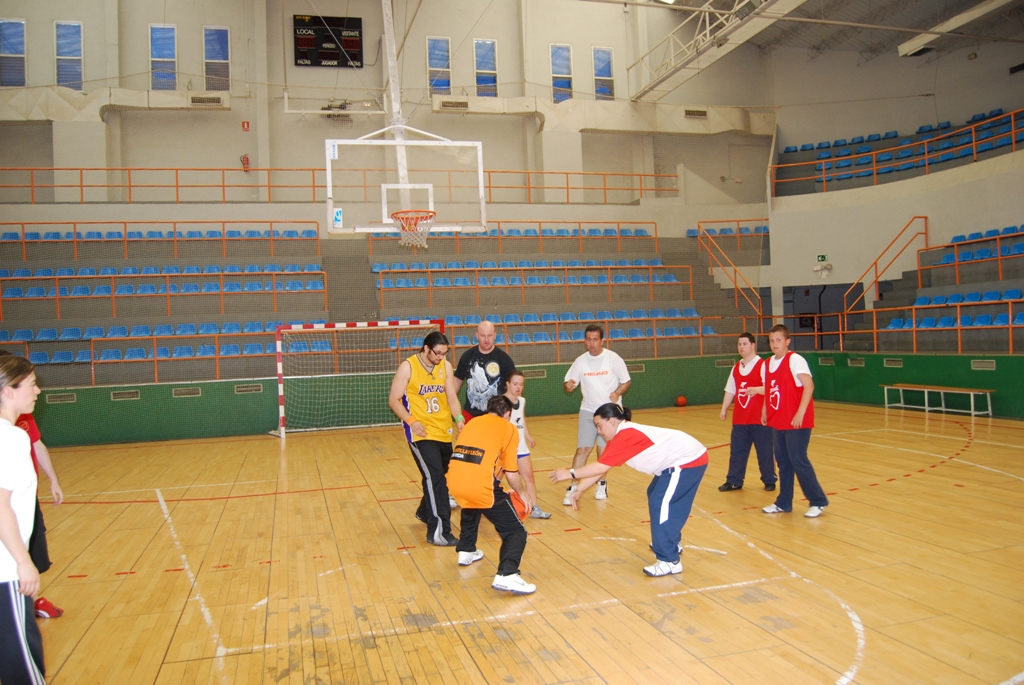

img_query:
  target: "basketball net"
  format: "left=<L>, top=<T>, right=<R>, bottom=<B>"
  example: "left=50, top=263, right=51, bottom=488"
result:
left=392, top=210, right=435, bottom=249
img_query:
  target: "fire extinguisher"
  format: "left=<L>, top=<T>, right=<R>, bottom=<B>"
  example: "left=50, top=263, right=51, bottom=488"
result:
left=240, top=154, right=250, bottom=172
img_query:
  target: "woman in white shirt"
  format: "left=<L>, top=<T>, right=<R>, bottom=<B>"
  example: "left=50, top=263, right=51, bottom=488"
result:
left=550, top=403, right=708, bottom=577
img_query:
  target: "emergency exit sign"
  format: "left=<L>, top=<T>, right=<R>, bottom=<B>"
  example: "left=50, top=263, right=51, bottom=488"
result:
left=817, top=254, right=828, bottom=262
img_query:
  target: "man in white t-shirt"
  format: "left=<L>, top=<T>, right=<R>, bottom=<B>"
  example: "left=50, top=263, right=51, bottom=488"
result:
left=562, top=325, right=631, bottom=504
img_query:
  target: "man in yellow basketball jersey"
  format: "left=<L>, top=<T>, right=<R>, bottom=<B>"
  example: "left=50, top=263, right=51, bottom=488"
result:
left=389, top=331, right=465, bottom=546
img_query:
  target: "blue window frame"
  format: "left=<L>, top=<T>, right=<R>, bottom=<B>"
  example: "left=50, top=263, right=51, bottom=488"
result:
left=427, top=36, right=450, bottom=95
left=55, top=22, right=83, bottom=90
left=550, top=44, right=572, bottom=102
left=0, top=20, right=26, bottom=87
left=150, top=25, right=176, bottom=90
left=593, top=47, right=613, bottom=101
left=474, top=39, right=496, bottom=97
left=204, top=27, right=229, bottom=90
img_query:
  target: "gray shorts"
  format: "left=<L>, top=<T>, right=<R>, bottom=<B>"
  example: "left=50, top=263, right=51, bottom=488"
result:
left=577, top=411, right=607, bottom=450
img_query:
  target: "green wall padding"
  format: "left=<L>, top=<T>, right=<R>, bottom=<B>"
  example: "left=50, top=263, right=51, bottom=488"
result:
left=32, top=353, right=1022, bottom=447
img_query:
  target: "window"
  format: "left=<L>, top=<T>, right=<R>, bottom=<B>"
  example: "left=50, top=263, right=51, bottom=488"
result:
left=427, top=36, right=450, bottom=96
left=594, top=47, right=613, bottom=101
left=204, top=27, right=229, bottom=91
left=474, top=39, right=496, bottom=97
left=150, top=24, right=176, bottom=90
left=550, top=44, right=572, bottom=103
left=0, top=20, right=26, bottom=87
left=55, top=22, right=83, bottom=90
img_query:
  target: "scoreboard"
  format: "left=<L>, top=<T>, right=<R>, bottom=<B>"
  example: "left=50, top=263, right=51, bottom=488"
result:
left=293, top=16, right=363, bottom=68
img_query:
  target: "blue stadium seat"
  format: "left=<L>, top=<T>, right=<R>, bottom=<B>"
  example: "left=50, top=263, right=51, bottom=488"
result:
left=936, top=316, right=955, bottom=328
left=1014, top=313, right=1024, bottom=326
left=946, top=293, right=964, bottom=304
left=539, top=313, right=557, bottom=322
left=129, top=325, right=152, bottom=338
left=929, top=295, right=947, bottom=305
left=884, top=319, right=904, bottom=330
left=454, top=335, right=471, bottom=346
left=503, top=314, right=521, bottom=323
left=490, top=277, right=509, bottom=287
left=972, top=314, right=993, bottom=327
left=511, top=333, right=530, bottom=344
left=1003, top=289, right=1022, bottom=300
left=51, top=351, right=74, bottom=364
left=963, top=292, right=982, bottom=303
left=982, top=290, right=1001, bottom=301
left=484, top=314, right=502, bottom=324
left=98, top=349, right=122, bottom=361
left=59, top=327, right=82, bottom=341
left=701, top=326, right=717, bottom=335
left=577, top=312, right=595, bottom=320
left=465, top=315, right=482, bottom=325
left=993, top=314, right=1010, bottom=327
left=559, top=331, right=571, bottom=341
left=912, top=296, right=929, bottom=306
left=525, top=276, right=543, bottom=286
left=533, top=332, right=553, bottom=342
left=571, top=331, right=585, bottom=341
left=523, top=313, right=540, bottom=323
left=649, top=309, right=665, bottom=318
left=33, top=328, right=57, bottom=341
left=106, top=326, right=128, bottom=338
left=2, top=288, right=24, bottom=299
left=124, top=348, right=147, bottom=361
left=918, top=318, right=937, bottom=329
left=559, top=312, right=576, bottom=321
left=172, top=346, right=195, bottom=358
left=609, top=329, right=627, bottom=339
left=74, top=350, right=92, bottom=363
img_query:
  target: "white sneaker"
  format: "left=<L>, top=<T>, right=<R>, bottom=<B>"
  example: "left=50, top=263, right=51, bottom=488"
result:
left=562, top=483, right=577, bottom=506
left=458, top=550, right=484, bottom=566
left=643, top=560, right=683, bottom=577
left=449, top=496, right=458, bottom=509
left=492, top=573, right=536, bottom=594
left=805, top=505, right=827, bottom=518
left=595, top=480, right=608, bottom=500
left=762, top=504, right=790, bottom=514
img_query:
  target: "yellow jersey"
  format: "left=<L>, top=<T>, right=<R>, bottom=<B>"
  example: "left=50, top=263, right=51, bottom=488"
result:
left=403, top=354, right=454, bottom=443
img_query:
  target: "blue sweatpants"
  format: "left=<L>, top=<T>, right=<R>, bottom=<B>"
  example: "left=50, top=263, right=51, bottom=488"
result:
left=647, top=463, right=707, bottom=563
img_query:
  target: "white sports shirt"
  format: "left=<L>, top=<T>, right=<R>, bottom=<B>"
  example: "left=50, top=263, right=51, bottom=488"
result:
left=564, top=348, right=631, bottom=415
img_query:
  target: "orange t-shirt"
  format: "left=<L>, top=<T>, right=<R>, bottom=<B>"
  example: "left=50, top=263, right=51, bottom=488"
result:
left=447, top=414, right=519, bottom=509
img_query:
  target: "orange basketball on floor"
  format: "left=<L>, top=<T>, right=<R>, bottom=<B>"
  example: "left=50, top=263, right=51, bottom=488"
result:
left=509, top=490, right=530, bottom=521
left=675, top=396, right=688, bottom=407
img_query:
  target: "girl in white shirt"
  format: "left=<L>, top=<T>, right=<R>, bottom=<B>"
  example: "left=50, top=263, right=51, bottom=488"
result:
left=0, top=354, right=47, bottom=683
left=504, top=370, right=551, bottom=519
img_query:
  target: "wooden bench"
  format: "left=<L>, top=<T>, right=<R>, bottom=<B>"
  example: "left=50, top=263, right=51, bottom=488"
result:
left=882, top=383, right=994, bottom=417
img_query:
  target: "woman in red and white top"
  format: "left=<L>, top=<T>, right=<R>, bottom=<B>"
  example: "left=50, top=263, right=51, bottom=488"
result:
left=550, top=404, right=707, bottom=577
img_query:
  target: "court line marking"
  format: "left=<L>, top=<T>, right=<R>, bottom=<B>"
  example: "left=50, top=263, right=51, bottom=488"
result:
left=48, top=479, right=280, bottom=499
left=817, top=435, right=1024, bottom=481
left=155, top=489, right=229, bottom=679
left=656, top=575, right=785, bottom=598
left=822, top=427, right=1021, bottom=451
left=699, top=507, right=866, bottom=685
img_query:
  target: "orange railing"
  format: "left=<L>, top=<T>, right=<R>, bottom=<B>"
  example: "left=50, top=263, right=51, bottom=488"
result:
left=0, top=167, right=678, bottom=206
left=916, top=232, right=1023, bottom=287
left=0, top=271, right=328, bottom=322
left=839, top=299, right=1021, bottom=355
left=842, top=216, right=929, bottom=327
left=367, top=221, right=658, bottom=255
left=771, top=107, right=1023, bottom=196
left=696, top=219, right=765, bottom=327
left=0, top=220, right=321, bottom=260
left=376, top=263, right=691, bottom=310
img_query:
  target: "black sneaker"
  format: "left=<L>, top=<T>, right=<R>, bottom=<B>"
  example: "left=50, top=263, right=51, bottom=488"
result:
left=764, top=483, right=776, bottom=492
left=718, top=482, right=742, bottom=492
left=428, top=532, right=458, bottom=547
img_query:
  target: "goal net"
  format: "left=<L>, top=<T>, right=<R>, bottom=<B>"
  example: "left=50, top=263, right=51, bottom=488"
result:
left=276, top=319, right=443, bottom=436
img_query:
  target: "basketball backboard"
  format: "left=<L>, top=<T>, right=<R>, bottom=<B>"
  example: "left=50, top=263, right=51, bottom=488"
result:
left=325, top=124, right=487, bottom=234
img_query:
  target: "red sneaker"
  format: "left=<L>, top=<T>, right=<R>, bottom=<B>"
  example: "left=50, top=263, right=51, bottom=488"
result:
left=34, top=597, right=63, bottom=618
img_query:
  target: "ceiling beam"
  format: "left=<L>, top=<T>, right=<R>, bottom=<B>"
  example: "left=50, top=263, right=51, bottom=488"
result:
left=898, top=0, right=1021, bottom=56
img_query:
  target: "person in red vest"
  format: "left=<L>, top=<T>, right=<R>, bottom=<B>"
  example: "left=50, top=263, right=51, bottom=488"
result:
left=754, top=325, right=828, bottom=518
left=718, top=332, right=776, bottom=492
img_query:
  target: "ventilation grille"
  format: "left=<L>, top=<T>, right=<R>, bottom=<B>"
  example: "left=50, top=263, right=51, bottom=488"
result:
left=818, top=357, right=835, bottom=366
left=971, top=359, right=996, bottom=371
left=440, top=100, right=469, bottom=110
left=522, top=369, right=547, bottom=379
left=190, top=95, right=223, bottom=106
left=173, top=387, right=202, bottom=398
left=46, top=393, right=76, bottom=404
left=626, top=364, right=645, bottom=374
left=848, top=357, right=865, bottom=367
left=884, top=358, right=903, bottom=368
left=111, top=390, right=141, bottom=401
left=715, top=358, right=736, bottom=367
left=234, top=383, right=264, bottom=394
left=684, top=109, right=708, bottom=118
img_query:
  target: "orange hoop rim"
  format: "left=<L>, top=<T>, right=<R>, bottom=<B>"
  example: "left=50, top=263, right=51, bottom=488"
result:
left=391, top=210, right=436, bottom=232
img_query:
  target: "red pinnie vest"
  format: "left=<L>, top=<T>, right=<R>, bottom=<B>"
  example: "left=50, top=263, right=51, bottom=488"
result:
left=731, top=358, right=766, bottom=425
left=765, top=352, right=814, bottom=430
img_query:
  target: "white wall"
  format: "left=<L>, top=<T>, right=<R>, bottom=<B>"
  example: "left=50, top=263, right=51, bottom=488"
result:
left=771, top=42, right=1024, bottom=149
left=765, top=151, right=1024, bottom=310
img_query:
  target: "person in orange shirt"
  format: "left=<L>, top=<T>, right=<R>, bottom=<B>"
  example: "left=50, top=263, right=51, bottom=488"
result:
left=448, top=395, right=536, bottom=595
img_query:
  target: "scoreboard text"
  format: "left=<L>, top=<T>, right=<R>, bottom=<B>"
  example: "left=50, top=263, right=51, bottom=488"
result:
left=293, top=16, right=363, bottom=68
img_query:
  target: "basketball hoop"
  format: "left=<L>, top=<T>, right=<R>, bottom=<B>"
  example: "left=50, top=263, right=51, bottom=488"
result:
left=391, top=210, right=436, bottom=249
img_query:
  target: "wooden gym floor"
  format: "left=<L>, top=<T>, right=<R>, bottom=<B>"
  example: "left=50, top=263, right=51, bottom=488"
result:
left=32, top=402, right=1024, bottom=684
